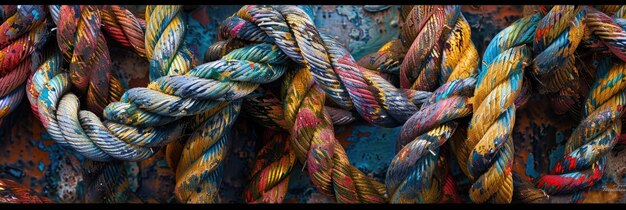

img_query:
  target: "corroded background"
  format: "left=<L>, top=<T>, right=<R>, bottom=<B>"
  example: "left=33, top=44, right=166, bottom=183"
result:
left=1, top=5, right=625, bottom=203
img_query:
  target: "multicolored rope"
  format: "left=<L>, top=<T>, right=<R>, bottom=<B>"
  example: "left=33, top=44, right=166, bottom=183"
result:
left=0, top=178, right=52, bottom=203
left=101, top=5, right=146, bottom=58
left=0, top=5, right=48, bottom=127
left=231, top=5, right=461, bottom=202
left=241, top=65, right=415, bottom=202
left=53, top=5, right=123, bottom=114
left=237, top=5, right=420, bottom=128
left=534, top=54, right=626, bottom=203
left=532, top=5, right=586, bottom=116
left=284, top=67, right=388, bottom=203
left=461, top=14, right=539, bottom=203
left=387, top=78, right=476, bottom=203
left=398, top=6, right=477, bottom=91
left=584, top=6, right=626, bottom=62
left=385, top=5, right=479, bottom=203
left=31, top=5, right=282, bottom=203
left=243, top=129, right=295, bottom=203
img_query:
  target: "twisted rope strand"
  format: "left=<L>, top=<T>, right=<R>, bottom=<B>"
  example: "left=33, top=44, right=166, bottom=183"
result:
left=462, top=14, right=539, bottom=203
left=238, top=5, right=420, bottom=127
left=101, top=5, right=146, bottom=58
left=532, top=6, right=586, bottom=115
left=285, top=67, right=387, bottom=203
left=0, top=5, right=47, bottom=127
left=55, top=5, right=123, bottom=114
left=243, top=129, right=295, bottom=203
left=382, top=5, right=478, bottom=204
left=535, top=58, right=626, bottom=202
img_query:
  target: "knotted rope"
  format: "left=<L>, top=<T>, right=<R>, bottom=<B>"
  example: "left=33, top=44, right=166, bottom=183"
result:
left=385, top=5, right=479, bottom=203
left=237, top=5, right=421, bottom=128
left=19, top=4, right=626, bottom=204
left=398, top=6, right=478, bottom=92
left=0, top=5, right=48, bottom=127
left=531, top=6, right=626, bottom=202
left=241, top=66, right=422, bottom=202
left=232, top=5, right=453, bottom=202
left=54, top=5, right=123, bottom=114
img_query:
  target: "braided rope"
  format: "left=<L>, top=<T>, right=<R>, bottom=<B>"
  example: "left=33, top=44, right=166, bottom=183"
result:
left=54, top=5, right=123, bottom=114
left=535, top=56, right=626, bottom=202
left=240, top=64, right=426, bottom=202
left=233, top=5, right=464, bottom=202
left=101, top=5, right=146, bottom=58
left=30, top=5, right=291, bottom=203
left=18, top=4, right=626, bottom=204
left=0, top=5, right=48, bottom=127
left=284, top=67, right=387, bottom=203
left=243, top=129, right=295, bottom=203
left=387, top=78, right=475, bottom=203
left=0, top=178, right=52, bottom=203
left=385, top=5, right=479, bottom=203
left=237, top=5, right=420, bottom=128
left=532, top=6, right=586, bottom=116
left=584, top=7, right=626, bottom=62
left=460, top=14, right=539, bottom=203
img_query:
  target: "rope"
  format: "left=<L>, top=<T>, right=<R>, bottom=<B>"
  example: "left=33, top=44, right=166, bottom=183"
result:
left=0, top=178, right=52, bottom=203
left=0, top=5, right=48, bottom=127
left=31, top=5, right=283, bottom=203
left=462, top=13, right=539, bottom=203
left=233, top=5, right=450, bottom=202
left=238, top=5, right=420, bottom=128
left=54, top=5, right=123, bottom=115
left=532, top=6, right=586, bottom=116
left=16, top=4, right=626, bottom=204
left=243, top=129, right=295, bottom=203
left=241, top=66, right=425, bottom=202
left=285, top=67, right=388, bottom=203
left=534, top=25, right=626, bottom=202
left=398, top=6, right=477, bottom=91
left=101, top=5, right=147, bottom=58
left=385, top=5, right=479, bottom=203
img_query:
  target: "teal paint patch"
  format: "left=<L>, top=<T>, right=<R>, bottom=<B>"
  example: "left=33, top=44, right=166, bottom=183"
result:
left=38, top=161, right=45, bottom=172
left=549, top=131, right=566, bottom=170
left=343, top=123, right=401, bottom=182
left=525, top=153, right=539, bottom=178
left=313, top=5, right=399, bottom=60
left=31, top=9, right=40, bottom=20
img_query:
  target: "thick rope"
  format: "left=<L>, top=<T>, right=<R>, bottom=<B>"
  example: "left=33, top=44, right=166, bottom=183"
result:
left=32, top=5, right=291, bottom=204
left=461, top=14, right=539, bottom=203
left=584, top=7, right=626, bottom=62
left=20, top=4, right=626, bottom=204
left=385, top=5, right=479, bottom=203
left=0, top=178, right=52, bottom=203
left=101, top=5, right=147, bottom=58
left=535, top=54, right=626, bottom=203
left=243, top=129, right=295, bottom=203
left=240, top=64, right=427, bottom=202
left=237, top=5, right=420, bottom=128
left=387, top=78, right=475, bottom=203
left=284, top=67, right=388, bottom=203
left=232, top=5, right=461, bottom=202
left=54, top=5, right=123, bottom=114
left=0, top=5, right=48, bottom=127
left=532, top=6, right=586, bottom=116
